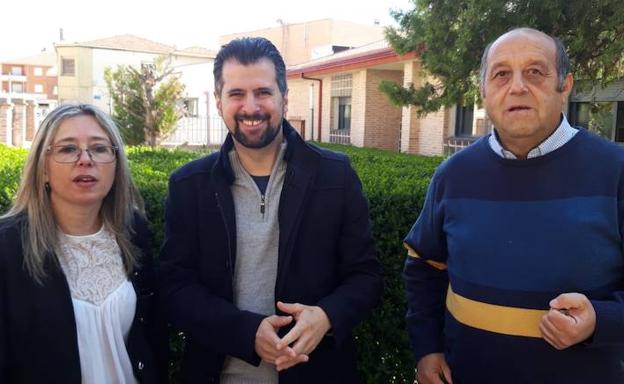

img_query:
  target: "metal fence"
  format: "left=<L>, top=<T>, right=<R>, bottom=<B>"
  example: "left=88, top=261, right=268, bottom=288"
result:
left=329, top=128, right=351, bottom=145
left=164, top=116, right=357, bottom=147
left=162, top=115, right=228, bottom=147
left=444, top=136, right=479, bottom=156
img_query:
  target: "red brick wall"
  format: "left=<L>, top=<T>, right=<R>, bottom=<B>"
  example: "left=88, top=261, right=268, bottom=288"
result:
left=1, top=63, right=58, bottom=101
left=363, top=69, right=403, bottom=151
left=25, top=65, right=58, bottom=100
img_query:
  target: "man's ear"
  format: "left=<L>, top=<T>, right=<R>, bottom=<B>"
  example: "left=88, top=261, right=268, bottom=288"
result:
left=283, top=89, right=289, bottom=114
left=560, top=73, right=574, bottom=100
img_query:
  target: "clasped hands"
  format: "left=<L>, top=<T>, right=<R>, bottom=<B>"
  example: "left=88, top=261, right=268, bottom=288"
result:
left=255, top=301, right=331, bottom=371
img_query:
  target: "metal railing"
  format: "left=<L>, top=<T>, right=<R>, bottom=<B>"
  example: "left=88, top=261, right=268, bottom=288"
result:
left=162, top=115, right=228, bottom=147
left=329, top=128, right=351, bottom=145
left=444, top=136, right=479, bottom=156
left=0, top=74, right=27, bottom=82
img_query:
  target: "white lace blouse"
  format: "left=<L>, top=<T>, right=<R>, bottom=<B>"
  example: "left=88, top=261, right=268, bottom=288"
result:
left=58, top=226, right=138, bottom=384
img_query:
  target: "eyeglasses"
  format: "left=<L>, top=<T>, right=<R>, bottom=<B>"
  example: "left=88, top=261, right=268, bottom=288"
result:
left=47, top=144, right=118, bottom=164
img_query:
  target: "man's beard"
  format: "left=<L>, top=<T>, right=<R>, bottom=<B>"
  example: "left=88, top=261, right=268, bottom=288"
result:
left=231, top=113, right=282, bottom=149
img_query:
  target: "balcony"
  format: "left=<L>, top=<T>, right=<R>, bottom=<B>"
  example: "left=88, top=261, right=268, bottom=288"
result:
left=1, top=74, right=27, bottom=82
left=0, top=91, right=54, bottom=103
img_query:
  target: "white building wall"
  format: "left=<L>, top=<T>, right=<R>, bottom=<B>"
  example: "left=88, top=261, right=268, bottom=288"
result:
left=350, top=70, right=366, bottom=147
left=91, top=49, right=215, bottom=116
left=173, top=57, right=215, bottom=117
left=321, top=74, right=332, bottom=143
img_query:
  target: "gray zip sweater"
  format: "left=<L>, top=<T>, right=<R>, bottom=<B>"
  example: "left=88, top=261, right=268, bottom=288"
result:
left=220, top=142, right=287, bottom=384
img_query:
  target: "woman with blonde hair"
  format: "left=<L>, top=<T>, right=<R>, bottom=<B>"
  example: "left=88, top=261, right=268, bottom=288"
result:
left=0, top=103, right=167, bottom=383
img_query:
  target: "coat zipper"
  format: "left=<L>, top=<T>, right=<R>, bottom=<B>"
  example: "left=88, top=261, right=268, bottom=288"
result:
left=260, top=194, right=265, bottom=217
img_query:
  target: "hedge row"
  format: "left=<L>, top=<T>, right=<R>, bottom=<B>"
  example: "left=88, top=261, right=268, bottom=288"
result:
left=0, top=143, right=443, bottom=383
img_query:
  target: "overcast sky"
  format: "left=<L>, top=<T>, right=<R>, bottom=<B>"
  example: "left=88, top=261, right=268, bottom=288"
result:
left=0, top=0, right=412, bottom=61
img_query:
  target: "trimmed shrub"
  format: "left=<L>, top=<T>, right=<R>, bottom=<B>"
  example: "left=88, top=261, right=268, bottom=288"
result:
left=126, top=146, right=204, bottom=247
left=0, top=143, right=443, bottom=383
left=0, top=145, right=28, bottom=214
left=318, top=143, right=441, bottom=383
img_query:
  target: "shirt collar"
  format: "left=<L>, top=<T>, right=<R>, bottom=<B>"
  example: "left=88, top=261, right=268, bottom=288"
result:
left=488, top=114, right=578, bottom=159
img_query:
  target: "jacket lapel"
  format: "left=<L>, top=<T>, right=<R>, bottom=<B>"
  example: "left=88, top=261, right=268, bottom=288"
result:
left=210, top=135, right=237, bottom=277
left=275, top=124, right=318, bottom=296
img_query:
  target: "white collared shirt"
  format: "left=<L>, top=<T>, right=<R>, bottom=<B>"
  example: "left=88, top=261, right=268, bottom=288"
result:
left=488, top=114, right=578, bottom=159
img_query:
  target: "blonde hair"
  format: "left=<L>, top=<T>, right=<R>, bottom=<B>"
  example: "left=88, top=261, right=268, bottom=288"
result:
left=2, top=103, right=145, bottom=282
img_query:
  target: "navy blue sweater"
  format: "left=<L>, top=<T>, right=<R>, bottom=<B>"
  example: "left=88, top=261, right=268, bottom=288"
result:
left=404, top=129, right=624, bottom=383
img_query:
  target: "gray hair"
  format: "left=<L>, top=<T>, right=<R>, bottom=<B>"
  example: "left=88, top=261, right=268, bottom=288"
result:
left=2, top=103, right=144, bottom=282
left=479, top=27, right=570, bottom=93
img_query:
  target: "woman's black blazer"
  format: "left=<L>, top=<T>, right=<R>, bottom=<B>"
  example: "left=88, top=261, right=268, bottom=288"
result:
left=0, top=213, right=168, bottom=383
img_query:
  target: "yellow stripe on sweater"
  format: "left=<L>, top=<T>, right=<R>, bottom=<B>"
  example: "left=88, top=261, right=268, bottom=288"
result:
left=446, top=285, right=547, bottom=338
left=403, top=243, right=448, bottom=270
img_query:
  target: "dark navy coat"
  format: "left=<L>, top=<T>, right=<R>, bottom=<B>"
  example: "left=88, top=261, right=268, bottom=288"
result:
left=160, top=121, right=383, bottom=383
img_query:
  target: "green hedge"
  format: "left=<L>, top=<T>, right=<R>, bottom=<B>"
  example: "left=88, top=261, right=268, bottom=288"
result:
left=318, top=143, right=441, bottom=383
left=0, top=145, right=28, bottom=214
left=0, top=143, right=443, bottom=383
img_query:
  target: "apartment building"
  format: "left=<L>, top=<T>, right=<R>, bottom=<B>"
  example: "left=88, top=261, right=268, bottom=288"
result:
left=0, top=52, right=58, bottom=146
left=1, top=51, right=58, bottom=103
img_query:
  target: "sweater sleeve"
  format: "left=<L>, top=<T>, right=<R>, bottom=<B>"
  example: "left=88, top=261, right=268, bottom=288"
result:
left=403, top=173, right=449, bottom=363
left=0, top=230, right=6, bottom=382
left=589, top=175, right=624, bottom=346
left=589, top=295, right=624, bottom=345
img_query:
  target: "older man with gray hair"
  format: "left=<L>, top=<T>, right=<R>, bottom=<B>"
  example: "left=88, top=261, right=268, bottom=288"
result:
left=403, top=27, right=624, bottom=383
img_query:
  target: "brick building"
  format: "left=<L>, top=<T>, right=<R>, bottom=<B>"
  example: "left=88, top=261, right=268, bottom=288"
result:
left=0, top=52, right=58, bottom=147
left=1, top=52, right=58, bottom=102
left=286, top=40, right=453, bottom=156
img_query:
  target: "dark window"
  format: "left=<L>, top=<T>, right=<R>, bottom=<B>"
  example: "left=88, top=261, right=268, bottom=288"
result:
left=568, top=102, right=589, bottom=128
left=616, top=101, right=624, bottom=143
left=455, top=104, right=474, bottom=136
left=337, top=96, right=351, bottom=130
left=329, top=75, right=352, bottom=144
left=61, top=58, right=75, bottom=76
left=181, top=98, right=198, bottom=117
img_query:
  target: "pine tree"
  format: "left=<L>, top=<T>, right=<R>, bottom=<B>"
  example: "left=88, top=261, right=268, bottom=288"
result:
left=382, top=0, right=624, bottom=113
